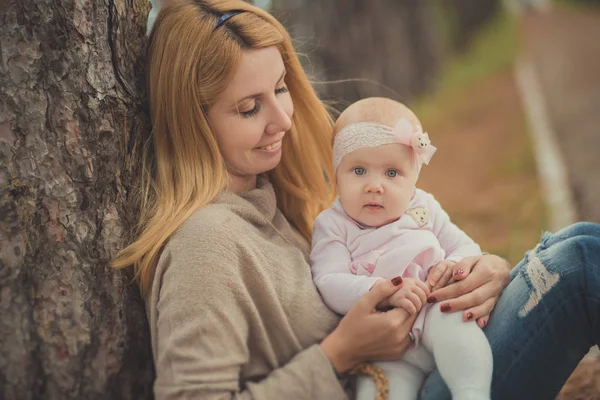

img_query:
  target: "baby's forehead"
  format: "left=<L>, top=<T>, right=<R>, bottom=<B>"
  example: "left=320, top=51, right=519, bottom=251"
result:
left=335, top=100, right=421, bottom=135
left=345, top=144, right=412, bottom=165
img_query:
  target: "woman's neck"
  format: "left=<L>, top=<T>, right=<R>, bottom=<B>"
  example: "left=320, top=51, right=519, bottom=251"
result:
left=228, top=173, right=258, bottom=193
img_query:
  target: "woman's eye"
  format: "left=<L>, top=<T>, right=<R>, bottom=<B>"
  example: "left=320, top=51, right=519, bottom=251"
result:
left=353, top=167, right=366, bottom=176
left=275, top=86, right=288, bottom=95
left=386, top=169, right=399, bottom=178
left=241, top=102, right=261, bottom=118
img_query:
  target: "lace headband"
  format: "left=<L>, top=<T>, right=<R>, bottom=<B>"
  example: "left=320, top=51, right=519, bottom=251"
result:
left=332, top=119, right=436, bottom=172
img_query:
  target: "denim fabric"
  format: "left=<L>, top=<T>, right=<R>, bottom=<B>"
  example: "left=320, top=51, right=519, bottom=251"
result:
left=420, top=222, right=600, bottom=400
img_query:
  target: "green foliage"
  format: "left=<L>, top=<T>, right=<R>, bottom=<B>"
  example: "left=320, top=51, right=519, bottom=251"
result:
left=414, top=9, right=517, bottom=118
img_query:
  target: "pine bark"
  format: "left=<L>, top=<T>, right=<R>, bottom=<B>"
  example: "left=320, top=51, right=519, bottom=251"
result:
left=0, top=1, right=154, bottom=399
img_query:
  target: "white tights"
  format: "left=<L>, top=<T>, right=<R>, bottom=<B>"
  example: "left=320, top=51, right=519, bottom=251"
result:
left=356, top=306, right=493, bottom=400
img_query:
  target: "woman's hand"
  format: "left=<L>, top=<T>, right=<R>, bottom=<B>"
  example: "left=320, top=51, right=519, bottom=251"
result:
left=427, top=254, right=510, bottom=328
left=378, top=277, right=430, bottom=316
left=320, top=278, right=418, bottom=373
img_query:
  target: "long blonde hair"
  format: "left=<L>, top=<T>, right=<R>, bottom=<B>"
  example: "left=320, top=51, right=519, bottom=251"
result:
left=111, top=0, right=336, bottom=296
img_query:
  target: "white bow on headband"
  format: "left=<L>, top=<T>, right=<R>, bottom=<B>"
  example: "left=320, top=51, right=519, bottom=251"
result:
left=332, top=118, right=437, bottom=172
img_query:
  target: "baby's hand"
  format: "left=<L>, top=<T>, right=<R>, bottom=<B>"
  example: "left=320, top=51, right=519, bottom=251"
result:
left=426, top=260, right=457, bottom=291
left=383, top=278, right=430, bottom=316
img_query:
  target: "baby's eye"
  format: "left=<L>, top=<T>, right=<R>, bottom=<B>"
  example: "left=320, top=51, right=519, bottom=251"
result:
left=353, top=167, right=366, bottom=176
left=386, top=169, right=399, bottom=178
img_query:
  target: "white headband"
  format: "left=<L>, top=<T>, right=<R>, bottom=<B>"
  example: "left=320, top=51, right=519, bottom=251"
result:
left=332, top=119, right=437, bottom=172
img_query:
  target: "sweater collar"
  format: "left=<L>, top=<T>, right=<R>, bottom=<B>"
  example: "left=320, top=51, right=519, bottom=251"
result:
left=215, top=175, right=277, bottom=226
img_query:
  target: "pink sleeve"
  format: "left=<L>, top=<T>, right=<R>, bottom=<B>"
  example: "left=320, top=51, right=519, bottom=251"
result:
left=310, top=211, right=382, bottom=315
left=425, top=192, right=481, bottom=263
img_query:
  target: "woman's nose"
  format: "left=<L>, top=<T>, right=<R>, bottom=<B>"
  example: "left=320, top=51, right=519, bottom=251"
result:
left=265, top=101, right=292, bottom=135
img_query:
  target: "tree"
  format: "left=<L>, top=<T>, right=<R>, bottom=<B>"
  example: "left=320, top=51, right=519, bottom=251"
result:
left=0, top=1, right=154, bottom=399
left=271, top=0, right=442, bottom=109
left=445, top=0, right=500, bottom=52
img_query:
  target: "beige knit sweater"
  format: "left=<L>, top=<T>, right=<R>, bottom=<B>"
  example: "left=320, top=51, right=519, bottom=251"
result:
left=146, top=176, right=347, bottom=399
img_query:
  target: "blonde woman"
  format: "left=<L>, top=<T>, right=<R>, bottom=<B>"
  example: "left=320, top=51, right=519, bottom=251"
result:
left=112, top=1, right=600, bottom=399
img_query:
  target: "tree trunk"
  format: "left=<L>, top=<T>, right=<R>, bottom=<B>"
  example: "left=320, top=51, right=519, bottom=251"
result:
left=447, top=0, right=500, bottom=52
left=0, top=1, right=154, bottom=399
left=271, top=0, right=442, bottom=109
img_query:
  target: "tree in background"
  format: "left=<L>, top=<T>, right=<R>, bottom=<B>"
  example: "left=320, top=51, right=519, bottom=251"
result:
left=445, top=0, right=501, bottom=51
left=0, top=1, right=153, bottom=399
left=271, top=0, right=442, bottom=108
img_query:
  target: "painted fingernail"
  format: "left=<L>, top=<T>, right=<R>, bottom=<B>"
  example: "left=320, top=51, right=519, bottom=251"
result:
left=454, top=269, right=464, bottom=276
left=441, top=304, right=451, bottom=312
left=466, top=312, right=473, bottom=320
left=481, top=319, right=487, bottom=327
left=391, top=276, right=403, bottom=286
left=427, top=296, right=437, bottom=304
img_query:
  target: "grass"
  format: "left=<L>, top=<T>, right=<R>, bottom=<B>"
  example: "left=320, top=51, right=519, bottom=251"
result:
left=553, top=0, right=600, bottom=11
left=414, top=9, right=518, bottom=120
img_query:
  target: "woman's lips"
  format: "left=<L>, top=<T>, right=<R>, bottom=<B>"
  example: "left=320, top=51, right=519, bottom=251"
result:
left=256, top=139, right=282, bottom=152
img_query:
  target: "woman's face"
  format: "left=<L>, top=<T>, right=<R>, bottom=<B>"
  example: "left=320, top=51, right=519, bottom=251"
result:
left=207, top=46, right=293, bottom=192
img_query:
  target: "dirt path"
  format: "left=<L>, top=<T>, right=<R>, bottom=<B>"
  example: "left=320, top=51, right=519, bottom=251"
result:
left=520, top=8, right=600, bottom=223
left=418, top=69, right=545, bottom=266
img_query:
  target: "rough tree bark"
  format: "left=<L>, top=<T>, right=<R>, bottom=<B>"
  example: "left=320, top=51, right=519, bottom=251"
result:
left=0, top=1, right=154, bottom=399
left=271, top=0, right=442, bottom=109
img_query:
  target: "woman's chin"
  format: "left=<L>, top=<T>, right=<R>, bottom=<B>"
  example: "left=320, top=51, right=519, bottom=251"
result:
left=256, top=154, right=283, bottom=174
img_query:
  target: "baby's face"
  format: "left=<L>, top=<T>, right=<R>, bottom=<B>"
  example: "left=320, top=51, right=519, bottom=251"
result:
left=336, top=143, right=418, bottom=228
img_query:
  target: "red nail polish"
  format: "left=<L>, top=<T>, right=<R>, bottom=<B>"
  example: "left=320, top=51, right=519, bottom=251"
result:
left=391, top=276, right=403, bottom=286
left=467, top=312, right=473, bottom=320
left=482, top=319, right=487, bottom=327
left=454, top=269, right=464, bottom=276
left=441, top=304, right=451, bottom=312
left=427, top=297, right=437, bottom=304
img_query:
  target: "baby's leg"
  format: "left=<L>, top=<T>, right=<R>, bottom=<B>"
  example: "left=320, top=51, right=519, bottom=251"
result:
left=355, top=358, right=426, bottom=400
left=422, top=306, right=493, bottom=400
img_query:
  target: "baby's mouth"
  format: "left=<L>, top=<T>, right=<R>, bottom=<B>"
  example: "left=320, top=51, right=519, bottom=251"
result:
left=364, top=202, right=383, bottom=210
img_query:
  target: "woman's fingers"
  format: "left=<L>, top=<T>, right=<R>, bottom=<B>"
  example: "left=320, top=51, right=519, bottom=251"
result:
left=462, top=297, right=496, bottom=322
left=477, top=316, right=489, bottom=329
left=428, top=273, right=481, bottom=303
left=438, top=284, right=494, bottom=313
left=359, top=277, right=403, bottom=311
left=451, top=256, right=478, bottom=281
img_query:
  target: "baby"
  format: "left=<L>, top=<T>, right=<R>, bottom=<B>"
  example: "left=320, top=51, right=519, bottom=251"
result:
left=311, top=97, right=493, bottom=400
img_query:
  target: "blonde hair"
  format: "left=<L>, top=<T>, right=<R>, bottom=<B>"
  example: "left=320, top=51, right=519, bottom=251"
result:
left=111, top=0, right=336, bottom=296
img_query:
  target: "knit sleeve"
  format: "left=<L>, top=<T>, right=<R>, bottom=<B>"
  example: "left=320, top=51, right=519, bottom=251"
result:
left=150, top=218, right=347, bottom=400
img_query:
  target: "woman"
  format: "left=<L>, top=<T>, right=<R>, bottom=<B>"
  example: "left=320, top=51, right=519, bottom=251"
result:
left=112, top=0, right=600, bottom=399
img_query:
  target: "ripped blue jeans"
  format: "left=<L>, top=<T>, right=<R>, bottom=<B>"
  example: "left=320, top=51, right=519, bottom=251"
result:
left=420, top=222, right=600, bottom=399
